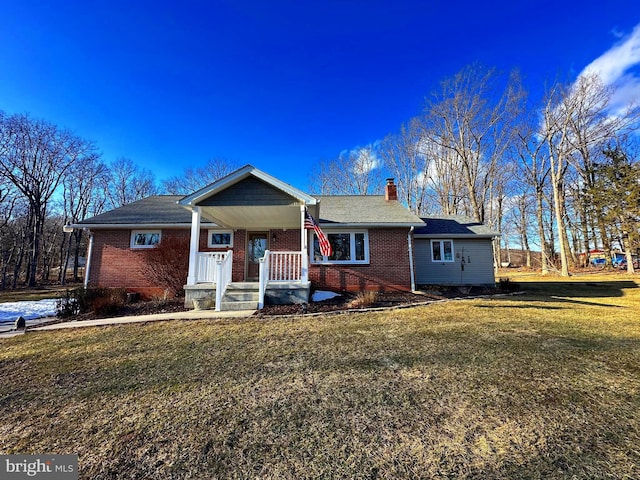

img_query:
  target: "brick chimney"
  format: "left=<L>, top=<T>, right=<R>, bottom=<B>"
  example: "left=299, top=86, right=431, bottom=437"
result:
left=385, top=178, right=397, bottom=201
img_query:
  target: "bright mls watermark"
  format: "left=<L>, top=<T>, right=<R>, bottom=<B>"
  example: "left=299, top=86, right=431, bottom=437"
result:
left=1, top=455, right=77, bottom=479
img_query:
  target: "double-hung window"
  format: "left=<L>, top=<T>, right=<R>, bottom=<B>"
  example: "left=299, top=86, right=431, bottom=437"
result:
left=431, top=239, right=454, bottom=262
left=311, top=230, right=369, bottom=264
left=131, top=230, right=161, bottom=249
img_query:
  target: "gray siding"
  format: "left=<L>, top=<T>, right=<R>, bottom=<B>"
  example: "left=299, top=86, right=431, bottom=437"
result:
left=198, top=177, right=301, bottom=207
left=414, top=238, right=495, bottom=285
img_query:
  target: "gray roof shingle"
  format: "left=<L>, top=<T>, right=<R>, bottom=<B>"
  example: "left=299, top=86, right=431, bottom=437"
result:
left=414, top=216, right=499, bottom=237
left=317, top=195, right=424, bottom=226
left=77, top=196, right=209, bottom=226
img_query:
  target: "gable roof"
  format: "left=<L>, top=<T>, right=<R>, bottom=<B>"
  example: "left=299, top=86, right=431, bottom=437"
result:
left=71, top=194, right=424, bottom=229
left=414, top=216, right=499, bottom=238
left=69, top=165, right=423, bottom=229
left=179, top=164, right=318, bottom=207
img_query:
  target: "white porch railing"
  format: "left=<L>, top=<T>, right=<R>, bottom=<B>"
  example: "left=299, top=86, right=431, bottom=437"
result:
left=214, top=250, right=233, bottom=312
left=269, top=251, right=303, bottom=281
left=258, top=250, right=307, bottom=308
left=196, top=252, right=228, bottom=283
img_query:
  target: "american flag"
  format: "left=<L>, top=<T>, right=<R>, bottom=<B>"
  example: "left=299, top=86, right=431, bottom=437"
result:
left=304, top=208, right=332, bottom=257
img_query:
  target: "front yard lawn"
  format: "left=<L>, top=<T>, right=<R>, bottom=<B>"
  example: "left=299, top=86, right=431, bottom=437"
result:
left=1, top=274, right=639, bottom=478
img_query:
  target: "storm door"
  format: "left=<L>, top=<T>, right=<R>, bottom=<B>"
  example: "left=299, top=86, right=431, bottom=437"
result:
left=246, top=232, right=268, bottom=280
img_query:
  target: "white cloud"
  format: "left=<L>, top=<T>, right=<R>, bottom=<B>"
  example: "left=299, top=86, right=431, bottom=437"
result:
left=342, top=143, right=381, bottom=175
left=581, top=22, right=640, bottom=110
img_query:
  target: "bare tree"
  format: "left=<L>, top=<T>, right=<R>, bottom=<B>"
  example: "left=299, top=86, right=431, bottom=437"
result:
left=514, top=102, right=554, bottom=273
left=103, top=157, right=157, bottom=209
left=379, top=117, right=432, bottom=214
left=0, top=113, right=97, bottom=286
left=60, top=155, right=109, bottom=283
left=0, top=177, right=17, bottom=231
left=424, top=140, right=467, bottom=215
left=0, top=178, right=19, bottom=289
left=162, top=158, right=238, bottom=194
left=542, top=82, right=576, bottom=276
left=309, top=145, right=384, bottom=195
left=542, top=74, right=639, bottom=276
left=511, top=192, right=533, bottom=268
left=566, top=73, right=640, bottom=264
left=424, top=65, right=524, bottom=223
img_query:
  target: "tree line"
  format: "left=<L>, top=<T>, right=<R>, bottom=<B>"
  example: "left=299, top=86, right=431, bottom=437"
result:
left=1, top=63, right=639, bottom=289
left=0, top=110, right=237, bottom=289
left=311, top=65, right=640, bottom=275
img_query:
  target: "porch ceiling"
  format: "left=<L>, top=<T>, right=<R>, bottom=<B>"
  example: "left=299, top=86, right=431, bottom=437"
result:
left=201, top=204, right=303, bottom=229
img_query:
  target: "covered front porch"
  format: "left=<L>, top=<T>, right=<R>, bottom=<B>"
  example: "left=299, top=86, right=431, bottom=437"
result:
left=178, top=166, right=317, bottom=311
left=183, top=248, right=311, bottom=311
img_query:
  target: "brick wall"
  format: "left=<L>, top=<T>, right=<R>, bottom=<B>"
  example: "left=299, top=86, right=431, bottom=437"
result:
left=89, top=228, right=190, bottom=298
left=269, top=229, right=301, bottom=252
left=89, top=227, right=412, bottom=296
left=308, top=228, right=412, bottom=292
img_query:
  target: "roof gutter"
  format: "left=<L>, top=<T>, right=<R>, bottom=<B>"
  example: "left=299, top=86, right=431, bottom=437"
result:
left=414, top=234, right=499, bottom=239
left=319, top=222, right=425, bottom=228
left=63, top=222, right=216, bottom=230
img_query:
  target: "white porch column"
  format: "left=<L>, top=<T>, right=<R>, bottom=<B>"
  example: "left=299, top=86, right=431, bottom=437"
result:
left=300, top=205, right=309, bottom=283
left=186, top=206, right=201, bottom=285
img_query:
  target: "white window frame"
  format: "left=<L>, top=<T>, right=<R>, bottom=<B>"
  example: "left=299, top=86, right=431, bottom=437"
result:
left=131, top=230, right=161, bottom=249
left=310, top=230, right=370, bottom=265
left=431, top=239, right=455, bottom=262
left=207, top=229, right=234, bottom=248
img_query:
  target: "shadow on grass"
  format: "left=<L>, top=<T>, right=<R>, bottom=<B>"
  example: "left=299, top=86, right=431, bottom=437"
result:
left=498, top=280, right=639, bottom=309
left=477, top=304, right=566, bottom=310
left=515, top=280, right=638, bottom=297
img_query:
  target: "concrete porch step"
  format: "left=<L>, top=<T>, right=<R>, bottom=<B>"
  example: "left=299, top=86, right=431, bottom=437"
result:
left=226, top=282, right=260, bottom=290
left=223, top=291, right=259, bottom=302
left=219, top=282, right=259, bottom=311
left=220, top=300, right=259, bottom=311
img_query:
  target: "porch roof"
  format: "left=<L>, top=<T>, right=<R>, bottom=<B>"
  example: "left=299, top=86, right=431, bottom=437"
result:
left=178, top=165, right=319, bottom=229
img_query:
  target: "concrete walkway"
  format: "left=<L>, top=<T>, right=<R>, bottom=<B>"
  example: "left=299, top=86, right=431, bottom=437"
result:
left=1, top=309, right=256, bottom=337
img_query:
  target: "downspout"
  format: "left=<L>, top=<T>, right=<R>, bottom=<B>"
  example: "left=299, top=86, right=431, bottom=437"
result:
left=84, top=229, right=94, bottom=289
left=408, top=226, right=416, bottom=292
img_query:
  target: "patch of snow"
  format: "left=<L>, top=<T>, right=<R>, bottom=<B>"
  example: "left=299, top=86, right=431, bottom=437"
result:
left=0, top=299, right=59, bottom=324
left=312, top=291, right=341, bottom=302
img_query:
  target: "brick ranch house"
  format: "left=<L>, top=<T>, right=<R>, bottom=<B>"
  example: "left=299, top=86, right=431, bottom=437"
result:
left=66, top=165, right=497, bottom=311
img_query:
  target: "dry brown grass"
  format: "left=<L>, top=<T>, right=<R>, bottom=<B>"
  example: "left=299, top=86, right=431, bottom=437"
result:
left=1, top=274, right=640, bottom=478
left=347, top=290, right=379, bottom=308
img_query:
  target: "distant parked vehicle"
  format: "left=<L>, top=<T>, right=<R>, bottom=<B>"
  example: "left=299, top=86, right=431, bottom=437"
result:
left=614, top=256, right=639, bottom=269
left=590, top=257, right=606, bottom=268
left=611, top=252, right=626, bottom=268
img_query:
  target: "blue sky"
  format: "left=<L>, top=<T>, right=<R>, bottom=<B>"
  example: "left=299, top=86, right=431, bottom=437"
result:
left=1, top=0, right=639, bottom=191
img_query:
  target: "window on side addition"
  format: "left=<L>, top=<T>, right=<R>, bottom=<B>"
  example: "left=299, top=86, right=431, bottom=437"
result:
left=431, top=239, right=454, bottom=262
